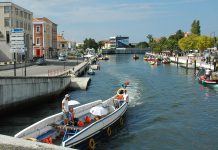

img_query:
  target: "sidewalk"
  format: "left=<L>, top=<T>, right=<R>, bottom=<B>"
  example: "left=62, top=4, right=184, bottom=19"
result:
left=170, top=56, right=215, bottom=70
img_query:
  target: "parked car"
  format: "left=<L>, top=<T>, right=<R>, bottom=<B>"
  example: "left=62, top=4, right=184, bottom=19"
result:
left=58, top=55, right=66, bottom=61
left=36, top=58, right=46, bottom=65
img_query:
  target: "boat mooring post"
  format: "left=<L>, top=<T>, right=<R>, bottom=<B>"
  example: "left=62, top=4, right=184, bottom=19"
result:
left=214, top=61, right=216, bottom=71
left=194, top=59, right=196, bottom=72
left=186, top=59, right=188, bottom=70
left=177, top=57, right=179, bottom=67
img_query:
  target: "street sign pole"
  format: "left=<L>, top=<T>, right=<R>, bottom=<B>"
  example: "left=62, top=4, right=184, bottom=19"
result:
left=10, top=28, right=25, bottom=77
left=14, top=52, right=16, bottom=76
left=24, top=48, right=27, bottom=76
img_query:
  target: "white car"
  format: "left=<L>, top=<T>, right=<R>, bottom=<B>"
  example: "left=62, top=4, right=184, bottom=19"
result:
left=58, top=55, right=66, bottom=61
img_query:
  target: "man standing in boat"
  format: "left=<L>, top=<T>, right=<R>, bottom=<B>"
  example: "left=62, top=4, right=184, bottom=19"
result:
left=123, top=90, right=129, bottom=103
left=62, top=94, right=70, bottom=125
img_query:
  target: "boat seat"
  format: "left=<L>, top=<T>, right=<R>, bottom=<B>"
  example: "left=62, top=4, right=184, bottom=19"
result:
left=36, top=129, right=56, bottom=141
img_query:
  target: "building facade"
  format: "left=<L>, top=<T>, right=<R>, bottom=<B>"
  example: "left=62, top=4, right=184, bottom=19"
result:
left=32, top=17, right=57, bottom=59
left=57, top=34, right=68, bottom=54
left=0, top=2, right=33, bottom=61
left=106, top=36, right=129, bottom=49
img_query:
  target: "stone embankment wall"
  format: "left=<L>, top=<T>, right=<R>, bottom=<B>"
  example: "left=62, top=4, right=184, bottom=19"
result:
left=0, top=134, right=74, bottom=150
left=0, top=76, right=71, bottom=112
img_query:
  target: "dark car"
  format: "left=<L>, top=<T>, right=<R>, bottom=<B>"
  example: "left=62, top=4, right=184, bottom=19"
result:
left=36, top=58, right=46, bottom=65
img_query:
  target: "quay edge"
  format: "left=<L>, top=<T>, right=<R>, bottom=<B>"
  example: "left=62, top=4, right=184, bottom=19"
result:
left=0, top=134, right=75, bottom=150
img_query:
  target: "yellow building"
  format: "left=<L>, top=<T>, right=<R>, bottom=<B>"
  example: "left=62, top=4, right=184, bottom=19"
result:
left=57, top=34, right=68, bottom=54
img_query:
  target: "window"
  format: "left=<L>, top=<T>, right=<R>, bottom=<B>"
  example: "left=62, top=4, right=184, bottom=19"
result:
left=28, top=23, right=31, bottom=31
left=16, top=20, right=19, bottom=27
left=24, top=12, right=27, bottom=19
left=4, top=18, right=10, bottom=27
left=24, top=23, right=27, bottom=30
left=20, top=11, right=23, bottom=17
left=15, top=8, right=18, bottom=15
left=36, top=26, right=40, bottom=33
left=4, top=6, right=11, bottom=13
left=11, top=19, right=13, bottom=27
left=20, top=21, right=23, bottom=28
left=36, top=37, right=40, bottom=45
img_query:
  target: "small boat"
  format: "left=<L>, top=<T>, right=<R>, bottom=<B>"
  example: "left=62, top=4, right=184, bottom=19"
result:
left=14, top=86, right=129, bottom=149
left=162, top=57, right=171, bottom=64
left=196, top=67, right=218, bottom=85
left=133, top=54, right=139, bottom=60
left=87, top=68, right=95, bottom=75
left=149, top=61, right=156, bottom=65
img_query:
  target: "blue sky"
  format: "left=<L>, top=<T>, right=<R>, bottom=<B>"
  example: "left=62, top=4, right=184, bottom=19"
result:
left=9, top=0, right=218, bottom=43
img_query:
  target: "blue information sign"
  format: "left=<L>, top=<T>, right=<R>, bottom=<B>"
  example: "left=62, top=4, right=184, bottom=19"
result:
left=11, top=28, right=24, bottom=33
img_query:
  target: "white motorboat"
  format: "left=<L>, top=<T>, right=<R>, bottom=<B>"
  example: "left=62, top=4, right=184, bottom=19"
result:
left=87, top=68, right=95, bottom=75
left=14, top=88, right=129, bottom=149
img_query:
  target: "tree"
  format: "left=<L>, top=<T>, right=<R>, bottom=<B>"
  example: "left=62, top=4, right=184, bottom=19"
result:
left=146, top=34, right=154, bottom=43
left=169, top=30, right=184, bottom=41
left=83, top=38, right=98, bottom=52
left=178, top=34, right=198, bottom=51
left=98, top=41, right=104, bottom=49
left=136, top=42, right=149, bottom=48
left=191, top=20, right=201, bottom=35
left=196, top=36, right=213, bottom=52
left=166, top=39, right=177, bottom=51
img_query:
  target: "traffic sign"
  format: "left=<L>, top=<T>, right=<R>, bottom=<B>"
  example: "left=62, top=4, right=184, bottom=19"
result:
left=10, top=47, right=25, bottom=53
left=10, top=41, right=25, bottom=45
left=11, top=28, right=24, bottom=33
left=10, top=28, right=25, bottom=53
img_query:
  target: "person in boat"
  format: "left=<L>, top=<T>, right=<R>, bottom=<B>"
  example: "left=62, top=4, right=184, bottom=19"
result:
left=68, top=107, right=75, bottom=125
left=94, top=115, right=101, bottom=121
left=62, top=94, right=70, bottom=125
left=205, top=68, right=212, bottom=80
left=123, top=90, right=129, bottom=103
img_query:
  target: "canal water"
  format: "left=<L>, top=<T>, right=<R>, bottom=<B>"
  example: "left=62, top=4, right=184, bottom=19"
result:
left=1, top=54, right=218, bottom=150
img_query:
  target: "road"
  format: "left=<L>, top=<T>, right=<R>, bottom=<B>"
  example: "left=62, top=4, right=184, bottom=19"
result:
left=0, top=60, right=82, bottom=76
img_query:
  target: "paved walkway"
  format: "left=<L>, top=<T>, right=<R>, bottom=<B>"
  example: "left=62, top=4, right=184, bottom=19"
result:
left=170, top=56, right=215, bottom=70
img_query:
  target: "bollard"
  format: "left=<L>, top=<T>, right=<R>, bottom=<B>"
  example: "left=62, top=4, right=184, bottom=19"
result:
left=186, top=59, right=188, bottom=70
left=177, top=57, right=179, bottom=67
left=214, top=61, right=216, bottom=71
left=194, top=59, right=196, bottom=71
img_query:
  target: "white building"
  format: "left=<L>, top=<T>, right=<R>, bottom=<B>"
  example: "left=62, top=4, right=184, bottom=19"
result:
left=0, top=2, right=33, bottom=61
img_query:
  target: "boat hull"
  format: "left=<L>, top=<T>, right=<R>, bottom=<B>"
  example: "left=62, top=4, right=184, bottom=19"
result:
left=14, top=96, right=128, bottom=149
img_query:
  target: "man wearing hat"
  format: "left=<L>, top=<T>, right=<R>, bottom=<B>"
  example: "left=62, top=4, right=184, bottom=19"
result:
left=62, top=94, right=70, bottom=125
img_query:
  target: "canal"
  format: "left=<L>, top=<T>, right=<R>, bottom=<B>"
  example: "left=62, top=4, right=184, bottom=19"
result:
left=1, top=54, right=218, bottom=150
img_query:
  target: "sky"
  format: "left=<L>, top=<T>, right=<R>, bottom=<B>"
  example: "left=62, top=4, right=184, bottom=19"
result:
left=5, top=0, right=218, bottom=43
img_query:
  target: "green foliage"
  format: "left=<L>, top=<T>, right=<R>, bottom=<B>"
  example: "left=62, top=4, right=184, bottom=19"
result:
left=169, top=30, right=184, bottom=41
left=83, top=38, right=98, bottom=52
left=178, top=34, right=213, bottom=52
left=191, top=20, right=201, bottom=35
left=98, top=41, right=104, bottom=49
left=178, top=34, right=198, bottom=51
left=196, top=36, right=213, bottom=52
left=146, top=34, right=154, bottom=43
left=136, top=42, right=149, bottom=48
left=166, top=39, right=178, bottom=50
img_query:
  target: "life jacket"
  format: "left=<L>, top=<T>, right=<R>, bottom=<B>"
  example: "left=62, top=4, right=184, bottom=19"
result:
left=116, top=95, right=124, bottom=100
left=84, top=116, right=91, bottom=123
left=78, top=120, right=84, bottom=127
